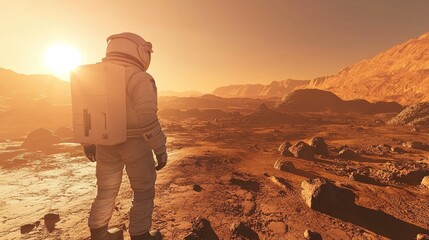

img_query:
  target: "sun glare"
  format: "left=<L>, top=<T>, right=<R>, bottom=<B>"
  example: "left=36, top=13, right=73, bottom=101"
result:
left=45, top=45, right=81, bottom=79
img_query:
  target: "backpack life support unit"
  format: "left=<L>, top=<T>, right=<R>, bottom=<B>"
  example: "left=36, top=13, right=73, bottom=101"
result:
left=70, top=62, right=127, bottom=146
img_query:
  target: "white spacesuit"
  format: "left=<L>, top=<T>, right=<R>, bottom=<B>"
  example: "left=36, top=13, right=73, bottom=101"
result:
left=87, top=32, right=167, bottom=240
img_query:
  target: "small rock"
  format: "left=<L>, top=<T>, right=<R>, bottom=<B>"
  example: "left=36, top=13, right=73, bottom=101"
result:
left=409, top=141, right=425, bottom=150
left=391, top=147, right=406, bottom=154
left=349, top=172, right=378, bottom=185
left=278, top=141, right=292, bottom=153
left=421, top=176, right=429, bottom=188
left=193, top=184, right=202, bottom=192
left=411, top=127, right=420, bottom=132
left=338, top=148, right=360, bottom=160
left=338, top=145, right=349, bottom=152
left=44, top=213, right=60, bottom=232
left=274, top=160, right=295, bottom=172
left=22, top=128, right=61, bottom=150
left=230, top=222, right=259, bottom=240
left=304, top=229, right=322, bottom=240
left=189, top=217, right=219, bottom=240
left=301, top=178, right=355, bottom=214
left=417, top=233, right=429, bottom=240
left=270, top=176, right=292, bottom=190
left=373, top=119, right=385, bottom=125
left=20, top=224, right=36, bottom=234
left=309, top=137, right=329, bottom=156
left=289, top=141, right=314, bottom=160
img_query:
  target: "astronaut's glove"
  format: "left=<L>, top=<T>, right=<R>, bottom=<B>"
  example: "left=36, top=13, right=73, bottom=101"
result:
left=83, top=145, right=96, bottom=162
left=155, top=151, right=167, bottom=171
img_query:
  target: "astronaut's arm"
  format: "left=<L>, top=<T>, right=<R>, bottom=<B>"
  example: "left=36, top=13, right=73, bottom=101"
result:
left=130, top=76, right=167, bottom=155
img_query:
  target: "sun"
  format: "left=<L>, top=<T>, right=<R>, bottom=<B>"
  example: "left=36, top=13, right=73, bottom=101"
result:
left=45, top=45, right=81, bottom=79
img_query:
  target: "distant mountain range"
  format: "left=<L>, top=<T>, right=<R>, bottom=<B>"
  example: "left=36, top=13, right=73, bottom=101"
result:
left=212, top=32, right=429, bottom=105
left=0, top=68, right=70, bottom=105
left=212, top=79, right=310, bottom=98
left=307, top=32, right=429, bottom=105
left=158, top=90, right=202, bottom=97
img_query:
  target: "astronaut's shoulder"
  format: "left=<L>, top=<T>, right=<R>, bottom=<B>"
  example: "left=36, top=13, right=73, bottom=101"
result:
left=129, top=71, right=157, bottom=94
left=132, top=71, right=154, bottom=82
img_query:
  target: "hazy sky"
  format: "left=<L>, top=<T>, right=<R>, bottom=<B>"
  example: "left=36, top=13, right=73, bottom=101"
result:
left=1, top=0, right=428, bottom=92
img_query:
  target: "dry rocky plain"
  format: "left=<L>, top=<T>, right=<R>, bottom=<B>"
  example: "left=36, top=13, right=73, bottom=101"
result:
left=1, top=98, right=429, bottom=240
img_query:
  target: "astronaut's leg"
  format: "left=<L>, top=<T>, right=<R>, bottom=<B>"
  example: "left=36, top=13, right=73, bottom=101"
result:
left=88, top=145, right=124, bottom=234
left=122, top=139, right=157, bottom=237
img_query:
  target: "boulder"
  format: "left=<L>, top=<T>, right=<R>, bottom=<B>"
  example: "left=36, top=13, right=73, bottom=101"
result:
left=44, top=213, right=60, bottom=232
left=193, top=184, right=202, bottom=192
left=408, top=141, right=426, bottom=150
left=391, top=147, right=406, bottom=154
left=289, top=141, right=314, bottom=160
left=280, top=149, right=294, bottom=157
left=349, top=172, right=378, bottom=185
left=338, top=148, right=360, bottom=160
left=54, top=127, right=74, bottom=138
left=20, top=224, right=36, bottom=234
left=274, top=160, right=295, bottom=172
left=278, top=142, right=293, bottom=156
left=22, top=128, right=61, bottom=150
left=309, top=137, right=329, bottom=156
left=278, top=141, right=292, bottom=152
left=301, top=178, right=355, bottom=213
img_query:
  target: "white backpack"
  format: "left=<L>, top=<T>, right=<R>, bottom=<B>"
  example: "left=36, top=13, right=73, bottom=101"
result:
left=70, top=62, right=127, bottom=146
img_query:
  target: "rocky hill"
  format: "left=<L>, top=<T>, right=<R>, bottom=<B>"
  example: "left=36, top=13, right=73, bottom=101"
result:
left=388, top=102, right=429, bottom=127
left=276, top=89, right=403, bottom=114
left=0, top=68, right=70, bottom=105
left=212, top=79, right=310, bottom=98
left=308, top=32, right=429, bottom=105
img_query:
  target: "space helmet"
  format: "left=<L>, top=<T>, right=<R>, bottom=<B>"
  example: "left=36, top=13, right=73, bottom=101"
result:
left=106, top=32, right=153, bottom=71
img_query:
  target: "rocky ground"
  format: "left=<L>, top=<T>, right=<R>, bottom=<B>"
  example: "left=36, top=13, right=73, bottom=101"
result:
left=1, top=112, right=429, bottom=240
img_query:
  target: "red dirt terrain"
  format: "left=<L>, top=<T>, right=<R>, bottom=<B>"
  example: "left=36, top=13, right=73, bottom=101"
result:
left=1, top=104, right=429, bottom=239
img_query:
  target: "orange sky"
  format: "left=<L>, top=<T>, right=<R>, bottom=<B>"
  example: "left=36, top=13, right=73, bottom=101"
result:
left=1, top=0, right=428, bottom=92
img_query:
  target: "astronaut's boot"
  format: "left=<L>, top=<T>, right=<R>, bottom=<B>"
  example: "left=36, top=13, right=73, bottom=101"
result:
left=90, top=225, right=124, bottom=240
left=130, top=229, right=162, bottom=240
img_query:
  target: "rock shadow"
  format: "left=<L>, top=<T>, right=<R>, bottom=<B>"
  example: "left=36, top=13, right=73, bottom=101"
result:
left=323, top=200, right=429, bottom=239
left=289, top=168, right=320, bottom=179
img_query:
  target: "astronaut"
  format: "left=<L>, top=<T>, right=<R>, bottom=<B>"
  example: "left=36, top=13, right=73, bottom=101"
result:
left=85, top=32, right=167, bottom=240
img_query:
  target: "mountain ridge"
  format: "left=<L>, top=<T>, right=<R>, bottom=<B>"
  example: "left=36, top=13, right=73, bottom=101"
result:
left=0, top=67, right=70, bottom=105
left=307, top=32, right=429, bottom=105
left=212, top=79, right=310, bottom=98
